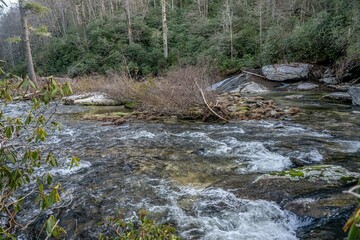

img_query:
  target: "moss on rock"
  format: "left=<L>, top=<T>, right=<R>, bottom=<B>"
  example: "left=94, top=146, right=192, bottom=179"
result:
left=267, top=165, right=359, bottom=184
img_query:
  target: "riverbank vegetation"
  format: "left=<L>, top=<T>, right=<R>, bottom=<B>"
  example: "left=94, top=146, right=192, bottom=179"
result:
left=0, top=61, right=77, bottom=238
left=0, top=0, right=359, bottom=79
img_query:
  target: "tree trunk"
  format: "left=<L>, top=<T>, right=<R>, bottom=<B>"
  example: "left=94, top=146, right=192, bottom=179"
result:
left=109, top=0, right=114, bottom=18
left=87, top=0, right=96, bottom=21
left=125, top=0, right=133, bottom=45
left=8, top=42, right=15, bottom=67
left=19, top=0, right=38, bottom=86
left=100, top=0, right=106, bottom=19
left=80, top=0, right=88, bottom=46
left=60, top=0, right=67, bottom=35
left=259, top=0, right=263, bottom=47
left=161, top=0, right=168, bottom=58
left=224, top=0, right=234, bottom=60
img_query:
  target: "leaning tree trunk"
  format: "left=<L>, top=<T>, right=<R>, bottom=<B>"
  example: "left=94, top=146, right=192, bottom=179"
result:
left=161, top=0, right=168, bottom=58
left=19, top=0, right=38, bottom=86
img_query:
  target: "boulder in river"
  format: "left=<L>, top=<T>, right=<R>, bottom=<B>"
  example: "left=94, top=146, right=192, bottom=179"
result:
left=208, top=74, right=248, bottom=93
left=218, top=165, right=359, bottom=203
left=284, top=193, right=356, bottom=219
left=321, top=92, right=352, bottom=104
left=240, top=82, right=269, bottom=94
left=263, top=165, right=359, bottom=184
left=262, top=63, right=313, bottom=81
left=284, top=95, right=304, bottom=100
left=209, top=74, right=269, bottom=94
left=349, top=86, right=360, bottom=105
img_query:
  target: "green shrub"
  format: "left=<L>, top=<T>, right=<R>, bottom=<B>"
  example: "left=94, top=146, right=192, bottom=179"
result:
left=99, top=210, right=181, bottom=240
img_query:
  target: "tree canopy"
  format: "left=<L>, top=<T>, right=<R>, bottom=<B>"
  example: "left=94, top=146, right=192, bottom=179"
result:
left=0, top=0, right=359, bottom=77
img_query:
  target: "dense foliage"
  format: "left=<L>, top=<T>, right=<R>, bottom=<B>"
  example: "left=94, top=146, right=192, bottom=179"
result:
left=0, top=0, right=359, bottom=77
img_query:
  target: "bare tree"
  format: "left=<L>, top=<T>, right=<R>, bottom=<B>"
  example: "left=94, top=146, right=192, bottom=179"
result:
left=223, top=0, right=234, bottom=60
left=259, top=0, right=263, bottom=46
left=161, top=0, right=168, bottom=58
left=124, top=0, right=133, bottom=45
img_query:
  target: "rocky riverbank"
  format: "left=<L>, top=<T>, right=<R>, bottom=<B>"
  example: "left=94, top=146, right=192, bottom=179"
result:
left=63, top=62, right=360, bottom=126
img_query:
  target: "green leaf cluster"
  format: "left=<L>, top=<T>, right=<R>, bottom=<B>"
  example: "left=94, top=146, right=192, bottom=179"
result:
left=24, top=2, right=48, bottom=15
left=99, top=210, right=181, bottom=240
left=32, top=26, right=51, bottom=37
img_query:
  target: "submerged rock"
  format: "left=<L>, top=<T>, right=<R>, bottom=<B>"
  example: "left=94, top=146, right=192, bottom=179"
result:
left=319, top=77, right=338, bottom=85
left=349, top=86, right=360, bottom=105
left=289, top=149, right=323, bottom=167
left=327, top=84, right=351, bottom=92
left=321, top=92, right=352, bottom=104
left=63, top=92, right=120, bottom=106
left=284, top=193, right=356, bottom=219
left=262, top=63, right=312, bottom=81
left=219, top=165, right=359, bottom=203
left=284, top=95, right=304, bottom=100
left=297, top=82, right=319, bottom=91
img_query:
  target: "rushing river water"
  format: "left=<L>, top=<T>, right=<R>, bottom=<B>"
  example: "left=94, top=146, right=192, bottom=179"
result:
left=3, top=91, right=360, bottom=239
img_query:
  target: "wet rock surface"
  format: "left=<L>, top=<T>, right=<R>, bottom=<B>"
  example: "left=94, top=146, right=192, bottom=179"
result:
left=284, top=193, right=355, bottom=219
left=321, top=92, right=352, bottom=103
left=284, top=95, right=304, bottom=100
left=240, top=81, right=269, bottom=94
left=208, top=73, right=270, bottom=94
left=297, top=82, right=319, bottom=91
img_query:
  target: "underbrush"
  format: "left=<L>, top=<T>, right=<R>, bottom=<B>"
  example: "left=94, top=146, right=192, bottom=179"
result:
left=73, top=66, right=219, bottom=115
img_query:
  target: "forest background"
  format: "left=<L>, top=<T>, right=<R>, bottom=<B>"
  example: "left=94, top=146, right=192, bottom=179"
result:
left=0, top=0, right=359, bottom=80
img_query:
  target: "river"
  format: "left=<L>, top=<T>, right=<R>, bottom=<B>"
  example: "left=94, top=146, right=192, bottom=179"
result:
left=3, top=91, right=360, bottom=239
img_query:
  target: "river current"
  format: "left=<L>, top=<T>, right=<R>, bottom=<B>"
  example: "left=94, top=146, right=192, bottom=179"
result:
left=3, top=91, right=360, bottom=239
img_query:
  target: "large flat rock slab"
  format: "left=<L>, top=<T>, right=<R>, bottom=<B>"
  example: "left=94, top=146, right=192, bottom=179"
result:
left=209, top=74, right=269, bottom=94
left=262, top=63, right=313, bottom=81
left=63, top=92, right=121, bottom=106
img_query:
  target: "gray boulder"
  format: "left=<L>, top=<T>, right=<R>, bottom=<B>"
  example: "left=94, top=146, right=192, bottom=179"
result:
left=262, top=63, right=313, bottom=81
left=209, top=74, right=269, bottom=94
left=349, top=86, right=360, bottom=105
left=208, top=74, right=248, bottom=93
left=240, top=82, right=269, bottom=94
